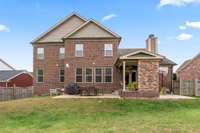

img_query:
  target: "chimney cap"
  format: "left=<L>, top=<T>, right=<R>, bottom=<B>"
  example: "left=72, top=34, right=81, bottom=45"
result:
left=149, top=34, right=155, bottom=38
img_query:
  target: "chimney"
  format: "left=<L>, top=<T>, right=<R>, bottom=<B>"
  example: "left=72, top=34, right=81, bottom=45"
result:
left=146, top=34, right=158, bottom=54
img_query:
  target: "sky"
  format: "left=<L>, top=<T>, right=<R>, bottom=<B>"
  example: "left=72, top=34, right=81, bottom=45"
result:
left=0, top=0, right=200, bottom=72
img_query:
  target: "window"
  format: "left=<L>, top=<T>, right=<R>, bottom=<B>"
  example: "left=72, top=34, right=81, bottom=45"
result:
left=86, top=68, right=93, bottom=83
left=37, top=48, right=44, bottom=59
left=104, top=44, right=113, bottom=56
left=75, top=44, right=83, bottom=57
left=76, top=68, right=83, bottom=83
left=37, top=69, right=44, bottom=83
left=104, top=67, right=112, bottom=83
left=59, top=69, right=65, bottom=83
left=59, top=48, right=65, bottom=59
left=95, top=68, right=103, bottom=83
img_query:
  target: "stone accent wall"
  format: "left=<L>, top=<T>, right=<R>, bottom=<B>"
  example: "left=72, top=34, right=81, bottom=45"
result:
left=138, top=60, right=160, bottom=91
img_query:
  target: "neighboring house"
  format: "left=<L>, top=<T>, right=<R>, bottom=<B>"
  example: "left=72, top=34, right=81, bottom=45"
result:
left=32, top=13, right=176, bottom=95
left=0, top=70, right=33, bottom=87
left=177, top=53, right=200, bottom=81
left=0, top=59, right=33, bottom=87
left=0, top=58, right=14, bottom=70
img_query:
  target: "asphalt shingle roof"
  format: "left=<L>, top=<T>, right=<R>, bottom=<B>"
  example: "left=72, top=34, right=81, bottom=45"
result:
left=0, top=70, right=25, bottom=81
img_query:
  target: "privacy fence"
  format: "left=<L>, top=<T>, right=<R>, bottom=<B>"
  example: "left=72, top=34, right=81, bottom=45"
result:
left=179, top=79, right=200, bottom=96
left=0, top=87, right=34, bottom=101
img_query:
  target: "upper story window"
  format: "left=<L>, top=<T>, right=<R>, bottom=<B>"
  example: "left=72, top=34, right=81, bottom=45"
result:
left=37, top=48, right=44, bottom=60
left=104, top=44, right=113, bottom=57
left=37, top=69, right=44, bottom=83
left=59, top=48, right=65, bottom=59
left=75, top=44, right=83, bottom=57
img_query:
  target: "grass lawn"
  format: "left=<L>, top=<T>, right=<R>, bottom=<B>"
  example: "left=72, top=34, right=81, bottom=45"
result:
left=0, top=97, right=200, bottom=133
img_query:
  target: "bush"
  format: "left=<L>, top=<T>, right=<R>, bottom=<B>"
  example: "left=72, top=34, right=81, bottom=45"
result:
left=65, top=83, right=80, bottom=95
left=128, top=82, right=138, bottom=91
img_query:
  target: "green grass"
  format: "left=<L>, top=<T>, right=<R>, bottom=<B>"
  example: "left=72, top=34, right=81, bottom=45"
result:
left=1, top=97, right=200, bottom=133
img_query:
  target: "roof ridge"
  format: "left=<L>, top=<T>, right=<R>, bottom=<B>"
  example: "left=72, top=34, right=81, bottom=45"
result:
left=63, top=19, right=121, bottom=39
left=31, top=12, right=87, bottom=44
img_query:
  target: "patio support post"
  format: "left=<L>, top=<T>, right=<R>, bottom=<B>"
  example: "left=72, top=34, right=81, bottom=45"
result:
left=123, top=61, right=126, bottom=91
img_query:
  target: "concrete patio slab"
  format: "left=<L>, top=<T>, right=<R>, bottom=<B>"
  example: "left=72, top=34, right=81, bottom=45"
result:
left=53, top=94, right=121, bottom=99
left=159, top=95, right=195, bottom=100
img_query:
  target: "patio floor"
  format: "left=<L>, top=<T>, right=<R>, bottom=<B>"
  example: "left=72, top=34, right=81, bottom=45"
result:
left=53, top=94, right=195, bottom=100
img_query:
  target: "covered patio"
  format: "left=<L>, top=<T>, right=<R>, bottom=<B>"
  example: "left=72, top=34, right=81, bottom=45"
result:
left=116, top=50, right=163, bottom=96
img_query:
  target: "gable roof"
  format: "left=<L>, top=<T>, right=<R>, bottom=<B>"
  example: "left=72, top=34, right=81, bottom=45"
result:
left=31, top=13, right=87, bottom=43
left=0, top=58, right=15, bottom=70
left=0, top=70, right=32, bottom=82
left=119, top=49, right=163, bottom=60
left=63, top=19, right=121, bottom=39
left=118, top=49, right=176, bottom=65
left=176, top=52, right=200, bottom=72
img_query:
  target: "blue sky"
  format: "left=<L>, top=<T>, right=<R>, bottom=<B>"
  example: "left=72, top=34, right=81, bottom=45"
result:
left=0, top=0, right=200, bottom=71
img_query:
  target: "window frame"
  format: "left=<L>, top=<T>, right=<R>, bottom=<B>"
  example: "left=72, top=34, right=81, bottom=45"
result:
left=59, top=47, right=65, bottom=59
left=104, top=44, right=113, bottom=57
left=37, top=48, right=44, bottom=60
left=36, top=69, right=44, bottom=83
left=95, top=67, right=103, bottom=83
left=85, top=68, right=93, bottom=83
left=59, top=69, right=65, bottom=83
left=75, top=44, right=84, bottom=57
left=75, top=68, right=83, bottom=83
left=103, top=67, right=113, bottom=83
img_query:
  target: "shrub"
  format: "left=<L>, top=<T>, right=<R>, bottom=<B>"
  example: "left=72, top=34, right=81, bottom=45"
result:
left=65, top=83, right=80, bottom=95
left=128, top=82, right=138, bottom=91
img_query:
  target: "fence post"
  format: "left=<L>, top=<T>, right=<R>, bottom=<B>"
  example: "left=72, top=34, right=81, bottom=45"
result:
left=180, top=78, right=182, bottom=95
left=195, top=79, right=199, bottom=96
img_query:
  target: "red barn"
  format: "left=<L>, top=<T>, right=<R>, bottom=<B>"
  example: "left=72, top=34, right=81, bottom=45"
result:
left=0, top=70, right=33, bottom=87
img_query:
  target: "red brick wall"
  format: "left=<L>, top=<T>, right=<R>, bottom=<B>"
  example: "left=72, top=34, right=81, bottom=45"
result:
left=33, top=43, right=65, bottom=95
left=33, top=39, right=121, bottom=95
left=64, top=39, right=121, bottom=93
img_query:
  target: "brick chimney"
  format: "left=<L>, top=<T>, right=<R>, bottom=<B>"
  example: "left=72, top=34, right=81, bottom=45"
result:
left=146, top=34, right=158, bottom=54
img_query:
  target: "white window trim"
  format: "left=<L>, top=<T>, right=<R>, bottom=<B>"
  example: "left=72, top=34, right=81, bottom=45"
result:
left=59, top=69, right=65, bottom=83
left=36, top=69, right=44, bottom=83
left=104, top=44, right=113, bottom=57
left=94, top=67, right=103, bottom=83
left=37, top=48, right=45, bottom=60
left=75, top=68, right=83, bottom=83
left=103, top=67, right=113, bottom=83
left=85, top=67, right=93, bottom=83
left=59, top=48, right=65, bottom=59
left=75, top=44, right=84, bottom=57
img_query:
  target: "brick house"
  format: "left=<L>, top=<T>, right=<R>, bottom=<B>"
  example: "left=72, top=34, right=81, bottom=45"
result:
left=31, top=13, right=176, bottom=96
left=177, top=53, right=200, bottom=81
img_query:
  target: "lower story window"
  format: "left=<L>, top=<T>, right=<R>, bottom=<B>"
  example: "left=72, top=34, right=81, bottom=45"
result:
left=86, top=68, right=93, bottom=83
left=59, top=69, right=65, bottom=83
left=95, top=68, right=102, bottom=83
left=104, top=67, right=112, bottom=83
left=37, top=69, right=44, bottom=83
left=76, top=68, right=83, bottom=83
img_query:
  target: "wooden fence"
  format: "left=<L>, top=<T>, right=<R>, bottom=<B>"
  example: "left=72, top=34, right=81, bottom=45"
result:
left=173, top=80, right=180, bottom=95
left=179, top=79, right=200, bottom=96
left=0, top=87, right=34, bottom=101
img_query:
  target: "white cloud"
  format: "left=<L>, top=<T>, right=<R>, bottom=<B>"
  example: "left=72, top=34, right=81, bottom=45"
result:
left=0, top=24, right=9, bottom=32
left=176, top=33, right=193, bottom=40
left=186, top=21, right=200, bottom=29
left=179, top=25, right=187, bottom=30
left=158, top=0, right=200, bottom=7
left=102, top=14, right=117, bottom=22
